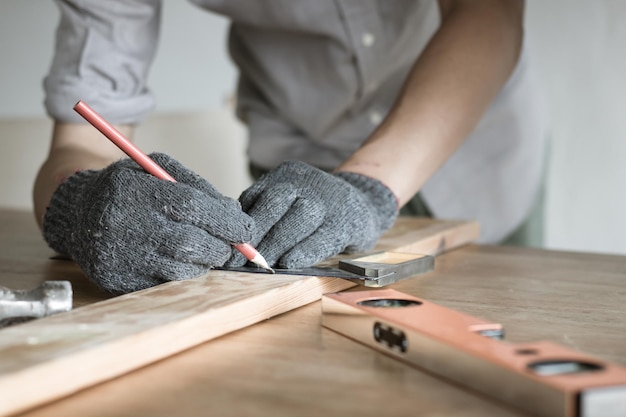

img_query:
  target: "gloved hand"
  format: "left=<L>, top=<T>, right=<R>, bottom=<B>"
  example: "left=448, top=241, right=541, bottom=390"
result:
left=43, top=153, right=255, bottom=294
left=227, top=161, right=399, bottom=269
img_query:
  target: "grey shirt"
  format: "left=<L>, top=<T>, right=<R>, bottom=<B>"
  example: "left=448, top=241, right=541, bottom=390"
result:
left=44, top=0, right=549, bottom=243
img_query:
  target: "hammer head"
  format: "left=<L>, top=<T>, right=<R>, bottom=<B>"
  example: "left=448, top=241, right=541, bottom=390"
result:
left=0, top=281, right=73, bottom=327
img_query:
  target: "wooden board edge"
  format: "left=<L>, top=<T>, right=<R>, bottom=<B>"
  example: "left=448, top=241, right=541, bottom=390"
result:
left=376, top=219, right=480, bottom=256
left=0, top=276, right=355, bottom=417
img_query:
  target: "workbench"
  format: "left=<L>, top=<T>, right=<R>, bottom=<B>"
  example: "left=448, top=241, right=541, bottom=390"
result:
left=1, top=208, right=625, bottom=417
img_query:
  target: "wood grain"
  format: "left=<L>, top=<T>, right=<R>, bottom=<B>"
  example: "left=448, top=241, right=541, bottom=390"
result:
left=14, top=244, right=626, bottom=417
left=0, top=210, right=478, bottom=417
left=375, top=217, right=480, bottom=255
left=15, top=298, right=529, bottom=417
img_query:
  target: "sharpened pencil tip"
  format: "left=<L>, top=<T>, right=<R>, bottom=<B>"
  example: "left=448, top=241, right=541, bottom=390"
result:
left=257, top=258, right=276, bottom=274
left=249, top=253, right=275, bottom=274
left=235, top=243, right=275, bottom=274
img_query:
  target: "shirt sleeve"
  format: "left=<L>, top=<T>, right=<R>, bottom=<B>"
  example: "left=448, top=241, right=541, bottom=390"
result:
left=43, top=0, right=161, bottom=124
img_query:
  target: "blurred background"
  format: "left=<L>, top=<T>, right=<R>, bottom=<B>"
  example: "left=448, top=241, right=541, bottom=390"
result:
left=0, top=1, right=624, bottom=255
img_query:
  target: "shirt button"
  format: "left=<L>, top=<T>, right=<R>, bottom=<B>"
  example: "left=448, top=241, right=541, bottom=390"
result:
left=369, top=111, right=383, bottom=125
left=361, top=32, right=375, bottom=47
left=367, top=81, right=379, bottom=92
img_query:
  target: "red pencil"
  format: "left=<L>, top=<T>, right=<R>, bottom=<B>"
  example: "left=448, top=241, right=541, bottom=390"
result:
left=73, top=100, right=274, bottom=274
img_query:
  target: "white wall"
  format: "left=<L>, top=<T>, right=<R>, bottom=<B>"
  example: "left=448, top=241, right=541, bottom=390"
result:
left=0, top=1, right=625, bottom=255
left=525, top=1, right=626, bottom=254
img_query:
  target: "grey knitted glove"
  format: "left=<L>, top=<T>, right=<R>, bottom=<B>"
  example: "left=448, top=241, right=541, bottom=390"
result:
left=227, top=161, right=398, bottom=269
left=43, top=153, right=255, bottom=294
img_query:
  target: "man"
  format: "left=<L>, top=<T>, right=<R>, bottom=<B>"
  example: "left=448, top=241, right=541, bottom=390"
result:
left=35, top=0, right=548, bottom=294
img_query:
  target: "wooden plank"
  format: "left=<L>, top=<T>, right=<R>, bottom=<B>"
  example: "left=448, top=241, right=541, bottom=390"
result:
left=375, top=217, right=481, bottom=255
left=0, top=211, right=478, bottom=416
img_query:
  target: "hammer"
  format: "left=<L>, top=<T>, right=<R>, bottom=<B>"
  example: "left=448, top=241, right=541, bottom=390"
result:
left=0, top=281, right=73, bottom=327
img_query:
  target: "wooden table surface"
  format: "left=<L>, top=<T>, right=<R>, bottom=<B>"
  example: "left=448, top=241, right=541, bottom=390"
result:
left=2, top=209, right=625, bottom=417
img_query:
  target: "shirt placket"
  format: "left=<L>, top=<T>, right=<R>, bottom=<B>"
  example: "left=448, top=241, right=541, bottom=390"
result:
left=334, top=0, right=385, bottom=127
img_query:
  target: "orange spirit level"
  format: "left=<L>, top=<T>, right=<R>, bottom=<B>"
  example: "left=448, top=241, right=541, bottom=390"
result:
left=322, top=289, right=626, bottom=417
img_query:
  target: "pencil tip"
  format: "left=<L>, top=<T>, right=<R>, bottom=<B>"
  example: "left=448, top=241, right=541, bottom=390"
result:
left=251, top=255, right=275, bottom=274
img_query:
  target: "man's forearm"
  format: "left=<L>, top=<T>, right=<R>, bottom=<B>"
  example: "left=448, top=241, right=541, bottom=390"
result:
left=337, top=0, right=525, bottom=206
left=33, top=122, right=133, bottom=227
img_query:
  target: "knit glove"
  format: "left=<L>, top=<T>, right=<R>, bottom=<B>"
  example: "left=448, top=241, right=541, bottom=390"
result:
left=43, top=153, right=255, bottom=294
left=227, top=161, right=398, bottom=269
